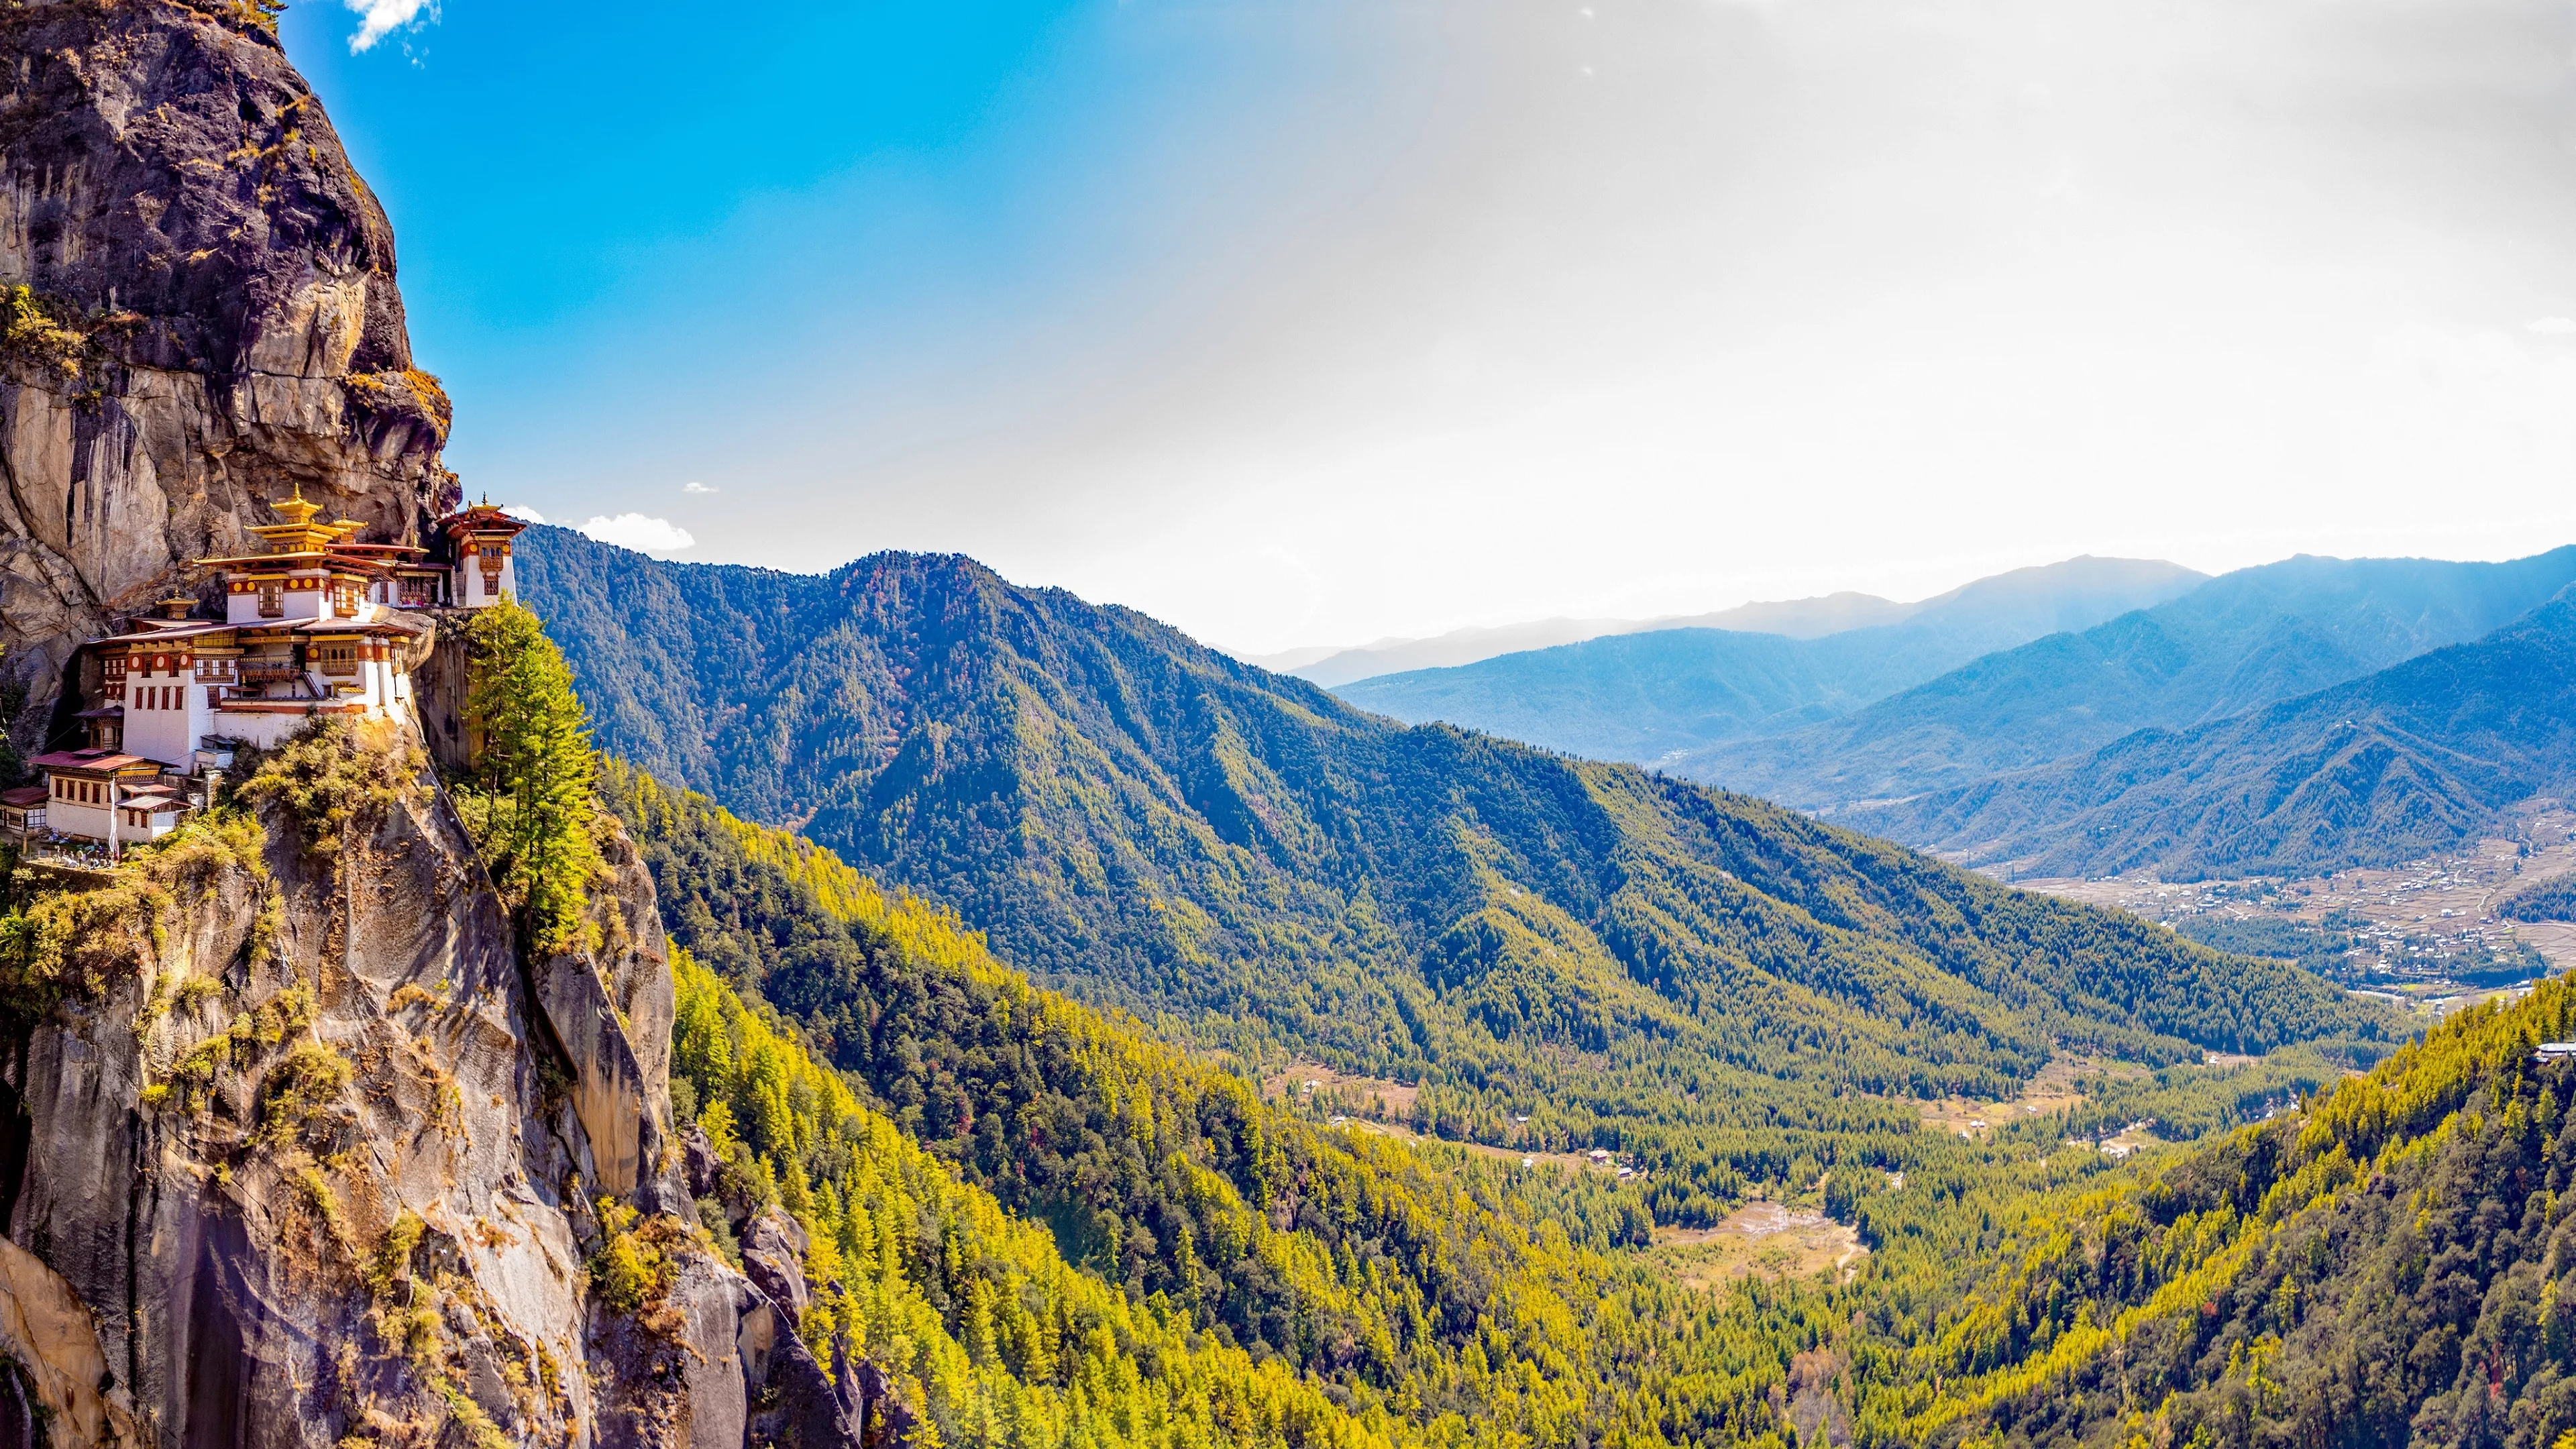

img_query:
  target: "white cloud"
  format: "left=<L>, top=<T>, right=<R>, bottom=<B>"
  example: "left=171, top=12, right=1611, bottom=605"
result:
left=579, top=513, right=698, bottom=552
left=682, top=480, right=719, bottom=494
left=2527, top=317, right=2576, bottom=336
left=500, top=504, right=545, bottom=524
left=343, top=0, right=436, bottom=53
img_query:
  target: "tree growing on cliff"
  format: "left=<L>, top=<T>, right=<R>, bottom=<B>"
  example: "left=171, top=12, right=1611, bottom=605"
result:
left=459, top=600, right=603, bottom=955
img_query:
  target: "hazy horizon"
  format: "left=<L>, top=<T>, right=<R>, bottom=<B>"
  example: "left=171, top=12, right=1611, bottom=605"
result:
left=287, top=0, right=2576, bottom=654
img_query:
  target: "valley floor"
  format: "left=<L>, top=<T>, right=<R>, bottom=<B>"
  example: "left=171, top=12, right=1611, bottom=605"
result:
left=2012, top=798, right=2576, bottom=1011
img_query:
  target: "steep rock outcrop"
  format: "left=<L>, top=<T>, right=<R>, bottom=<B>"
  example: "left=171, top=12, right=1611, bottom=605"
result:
left=0, top=727, right=860, bottom=1447
left=0, top=0, right=458, bottom=747
left=533, top=822, right=682, bottom=1208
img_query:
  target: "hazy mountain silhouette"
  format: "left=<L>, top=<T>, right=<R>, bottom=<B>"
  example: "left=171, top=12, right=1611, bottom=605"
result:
left=1332, top=556, right=2205, bottom=757
left=1255, top=555, right=2203, bottom=688
left=1676, top=548, right=2576, bottom=810
left=1846, top=592, right=2576, bottom=881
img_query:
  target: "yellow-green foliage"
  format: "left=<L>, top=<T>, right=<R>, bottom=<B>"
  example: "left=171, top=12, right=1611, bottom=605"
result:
left=368, top=1210, right=427, bottom=1301
left=1825, top=977, right=2576, bottom=1446
left=588, top=1197, right=677, bottom=1319
left=173, top=973, right=225, bottom=1012
left=671, top=945, right=1866, bottom=1449
left=674, top=951, right=1413, bottom=1447
left=0, top=852, right=186, bottom=1018
left=0, top=286, right=85, bottom=380
left=456, top=602, right=605, bottom=957
left=625, top=756, right=2576, bottom=1449
left=631, top=764, right=1908, bottom=1447
left=235, top=718, right=423, bottom=856
left=144, top=984, right=318, bottom=1116
left=260, top=1038, right=353, bottom=1142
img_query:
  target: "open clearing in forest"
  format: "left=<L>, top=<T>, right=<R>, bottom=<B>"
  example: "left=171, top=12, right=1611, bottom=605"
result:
left=1263, top=1060, right=1421, bottom=1118
left=1267, top=1062, right=1651, bottom=1176
left=1646, top=1202, right=1866, bottom=1288
left=1917, top=1051, right=2151, bottom=1139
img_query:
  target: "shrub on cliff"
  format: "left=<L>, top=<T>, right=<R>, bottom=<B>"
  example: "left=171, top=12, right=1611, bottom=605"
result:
left=234, top=718, right=421, bottom=855
left=456, top=600, right=604, bottom=956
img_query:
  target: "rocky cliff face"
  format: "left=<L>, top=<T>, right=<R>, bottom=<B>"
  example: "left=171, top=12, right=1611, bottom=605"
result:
left=0, top=726, right=864, bottom=1448
left=0, top=10, right=883, bottom=1442
left=0, top=0, right=459, bottom=748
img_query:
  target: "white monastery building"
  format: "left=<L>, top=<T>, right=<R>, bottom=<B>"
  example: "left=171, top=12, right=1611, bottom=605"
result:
left=23, top=492, right=529, bottom=851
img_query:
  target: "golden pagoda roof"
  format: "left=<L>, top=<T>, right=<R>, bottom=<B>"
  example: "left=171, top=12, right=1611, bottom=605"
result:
left=239, top=484, right=365, bottom=555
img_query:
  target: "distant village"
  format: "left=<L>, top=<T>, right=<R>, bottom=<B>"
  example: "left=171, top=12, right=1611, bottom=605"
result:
left=0, top=492, right=529, bottom=863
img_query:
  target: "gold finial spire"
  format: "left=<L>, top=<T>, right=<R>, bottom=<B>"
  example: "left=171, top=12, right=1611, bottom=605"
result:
left=249, top=481, right=335, bottom=552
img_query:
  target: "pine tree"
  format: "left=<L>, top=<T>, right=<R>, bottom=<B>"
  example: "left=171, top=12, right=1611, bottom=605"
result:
left=461, top=600, right=604, bottom=955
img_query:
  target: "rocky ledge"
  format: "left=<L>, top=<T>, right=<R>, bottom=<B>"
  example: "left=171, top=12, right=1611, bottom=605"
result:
left=0, top=724, right=863, bottom=1448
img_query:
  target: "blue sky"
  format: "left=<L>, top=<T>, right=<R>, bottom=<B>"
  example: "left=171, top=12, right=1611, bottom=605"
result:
left=286, top=0, right=2576, bottom=653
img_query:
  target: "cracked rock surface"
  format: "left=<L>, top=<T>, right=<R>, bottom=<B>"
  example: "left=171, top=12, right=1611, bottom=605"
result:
left=0, top=734, right=863, bottom=1447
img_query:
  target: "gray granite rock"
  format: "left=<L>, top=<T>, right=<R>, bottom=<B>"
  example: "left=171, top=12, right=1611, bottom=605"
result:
left=0, top=0, right=458, bottom=747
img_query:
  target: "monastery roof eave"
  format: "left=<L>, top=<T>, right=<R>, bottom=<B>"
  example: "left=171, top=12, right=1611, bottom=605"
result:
left=93, top=623, right=235, bottom=645
left=436, top=504, right=531, bottom=535
left=213, top=700, right=370, bottom=716
left=187, top=551, right=332, bottom=569
left=297, top=616, right=427, bottom=636
left=30, top=750, right=156, bottom=775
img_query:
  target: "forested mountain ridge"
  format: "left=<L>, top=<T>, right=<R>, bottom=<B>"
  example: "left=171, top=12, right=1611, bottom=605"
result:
left=1678, top=547, right=2576, bottom=810
left=1850, top=594, right=2576, bottom=881
left=521, top=527, right=2383, bottom=1140
left=612, top=753, right=2576, bottom=1449
left=1849, top=973, right=2576, bottom=1447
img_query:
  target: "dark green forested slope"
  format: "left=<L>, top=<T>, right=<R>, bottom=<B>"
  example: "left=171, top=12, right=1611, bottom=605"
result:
left=1851, top=596, right=2576, bottom=881
left=522, top=530, right=2383, bottom=1122
left=2504, top=871, right=2576, bottom=926
left=1332, top=558, right=2206, bottom=761
left=1678, top=548, right=2576, bottom=811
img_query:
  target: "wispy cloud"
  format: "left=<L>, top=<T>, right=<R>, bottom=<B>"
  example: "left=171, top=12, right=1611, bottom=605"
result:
left=580, top=513, right=698, bottom=551
left=683, top=480, right=719, bottom=494
left=344, top=0, right=437, bottom=53
left=2527, top=317, right=2576, bottom=337
left=500, top=504, right=546, bottom=524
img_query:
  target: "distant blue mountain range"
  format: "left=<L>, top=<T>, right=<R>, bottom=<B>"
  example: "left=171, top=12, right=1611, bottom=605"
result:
left=1333, top=555, right=2206, bottom=759
left=1675, top=548, right=2576, bottom=811
left=1333, top=546, right=2576, bottom=880
left=1845, top=590, right=2576, bottom=881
